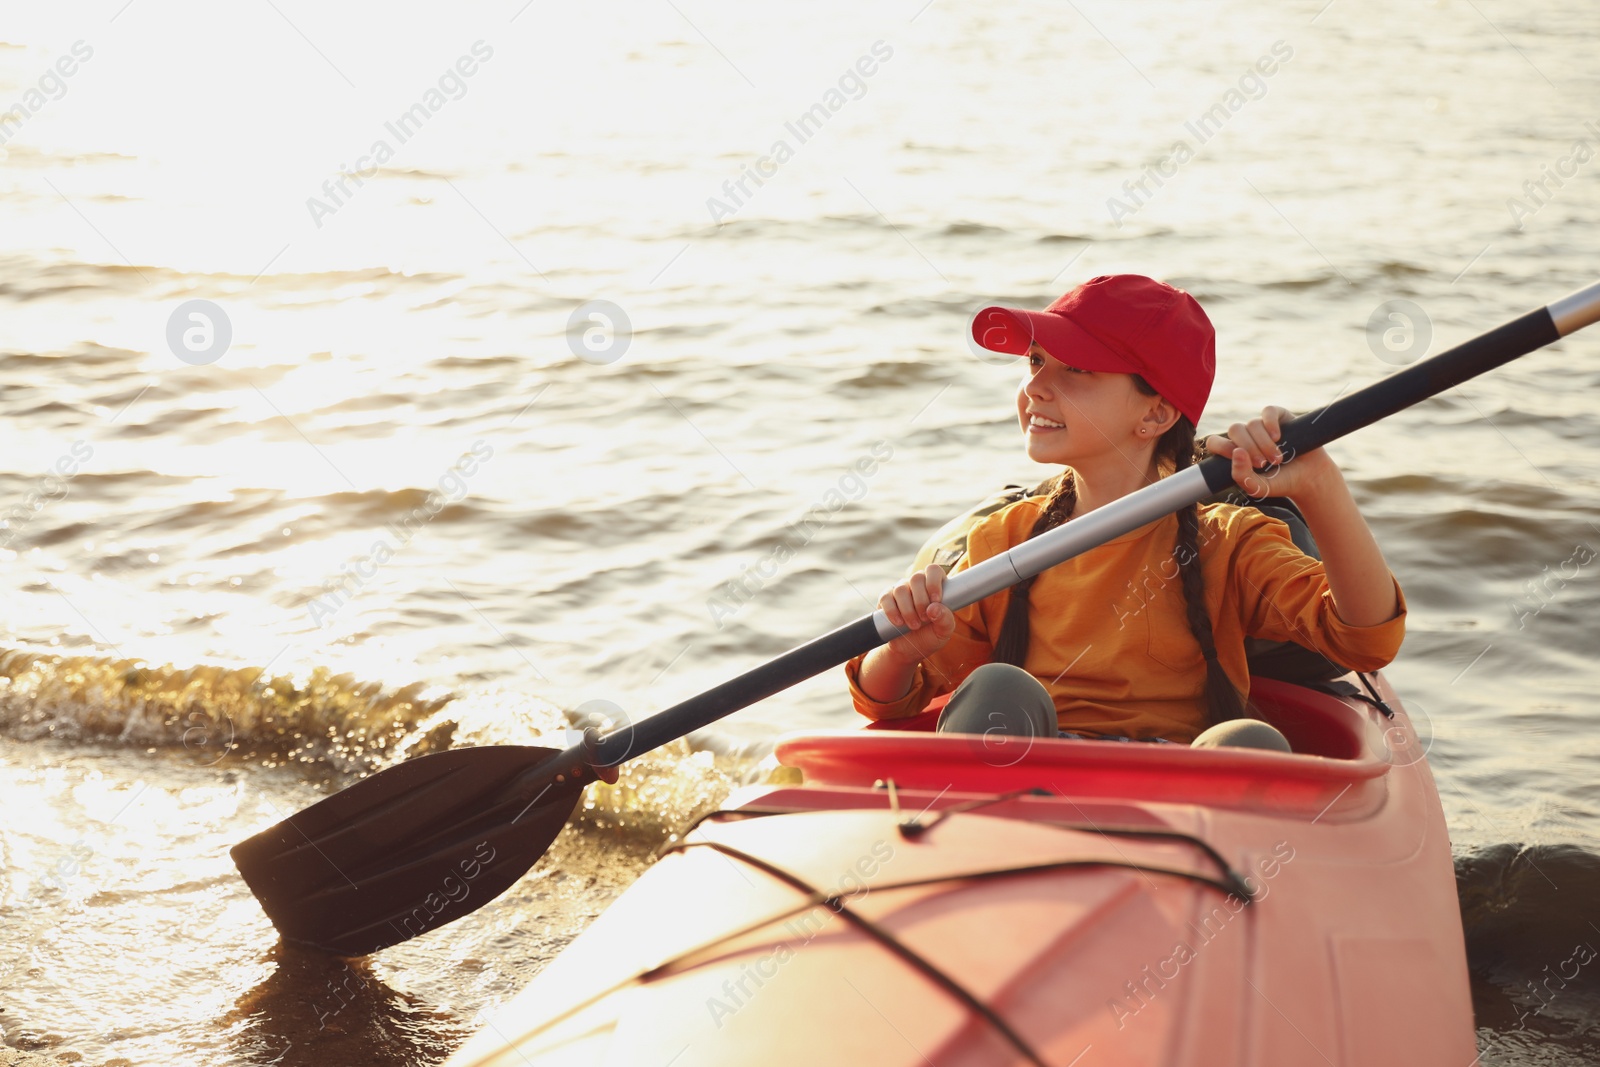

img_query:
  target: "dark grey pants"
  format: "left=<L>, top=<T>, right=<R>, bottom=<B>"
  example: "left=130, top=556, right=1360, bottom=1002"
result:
left=935, top=662, right=1060, bottom=740
left=935, top=662, right=1291, bottom=751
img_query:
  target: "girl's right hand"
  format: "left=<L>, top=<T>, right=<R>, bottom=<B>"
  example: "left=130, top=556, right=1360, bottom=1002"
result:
left=879, top=564, right=957, bottom=664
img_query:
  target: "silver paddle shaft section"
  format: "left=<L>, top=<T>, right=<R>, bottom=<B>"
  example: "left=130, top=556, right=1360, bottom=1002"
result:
left=870, top=465, right=1211, bottom=641
left=1550, top=280, right=1600, bottom=336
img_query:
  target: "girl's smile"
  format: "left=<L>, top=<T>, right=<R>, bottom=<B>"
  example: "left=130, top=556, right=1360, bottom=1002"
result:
left=1025, top=409, right=1066, bottom=434
left=1015, top=345, right=1151, bottom=465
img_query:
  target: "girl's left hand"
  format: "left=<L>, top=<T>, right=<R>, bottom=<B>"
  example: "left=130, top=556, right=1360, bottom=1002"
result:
left=1202, top=405, right=1339, bottom=502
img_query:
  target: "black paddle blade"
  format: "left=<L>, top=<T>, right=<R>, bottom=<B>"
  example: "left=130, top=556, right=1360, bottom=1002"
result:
left=231, top=745, right=587, bottom=957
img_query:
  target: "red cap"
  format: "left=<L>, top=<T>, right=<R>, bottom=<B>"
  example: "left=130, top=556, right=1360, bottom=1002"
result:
left=970, top=274, right=1216, bottom=425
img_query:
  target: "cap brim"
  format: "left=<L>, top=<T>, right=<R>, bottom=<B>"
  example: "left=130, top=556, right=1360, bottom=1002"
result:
left=970, top=306, right=1143, bottom=375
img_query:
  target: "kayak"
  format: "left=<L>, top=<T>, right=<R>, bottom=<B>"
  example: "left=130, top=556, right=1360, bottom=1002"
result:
left=443, top=669, right=1476, bottom=1066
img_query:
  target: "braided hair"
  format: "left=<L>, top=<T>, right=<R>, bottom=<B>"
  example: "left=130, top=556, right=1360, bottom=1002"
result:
left=990, top=376, right=1247, bottom=726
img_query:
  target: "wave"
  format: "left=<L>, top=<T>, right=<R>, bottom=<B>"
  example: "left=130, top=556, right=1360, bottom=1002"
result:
left=0, top=256, right=463, bottom=305
left=1258, top=271, right=1346, bottom=292
left=939, top=221, right=1011, bottom=238
left=0, top=646, right=454, bottom=776
left=1376, top=258, right=1434, bottom=279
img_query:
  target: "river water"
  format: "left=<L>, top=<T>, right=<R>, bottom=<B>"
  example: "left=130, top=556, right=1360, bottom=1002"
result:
left=1, top=1, right=1597, bottom=1063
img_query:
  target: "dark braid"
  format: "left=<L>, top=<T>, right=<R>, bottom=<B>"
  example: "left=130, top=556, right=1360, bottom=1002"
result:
left=990, top=471, right=1076, bottom=668
left=1167, top=427, right=1250, bottom=725
left=991, top=375, right=1247, bottom=726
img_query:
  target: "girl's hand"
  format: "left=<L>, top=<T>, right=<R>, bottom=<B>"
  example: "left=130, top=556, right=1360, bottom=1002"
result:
left=878, top=564, right=957, bottom=664
left=1203, top=405, right=1340, bottom=503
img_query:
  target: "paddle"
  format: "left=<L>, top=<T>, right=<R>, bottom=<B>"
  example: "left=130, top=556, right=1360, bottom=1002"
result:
left=232, top=281, right=1600, bottom=956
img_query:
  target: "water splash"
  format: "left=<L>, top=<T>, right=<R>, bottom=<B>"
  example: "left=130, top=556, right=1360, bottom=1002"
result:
left=0, top=647, right=454, bottom=776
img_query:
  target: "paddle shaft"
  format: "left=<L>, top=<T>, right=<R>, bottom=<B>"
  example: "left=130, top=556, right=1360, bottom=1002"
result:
left=576, top=282, right=1600, bottom=769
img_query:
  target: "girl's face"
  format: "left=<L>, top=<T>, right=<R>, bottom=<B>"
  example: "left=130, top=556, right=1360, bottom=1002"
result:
left=1014, top=343, right=1168, bottom=467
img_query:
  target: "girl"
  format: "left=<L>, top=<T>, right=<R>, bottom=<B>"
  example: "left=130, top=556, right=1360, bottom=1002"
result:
left=845, top=274, right=1405, bottom=750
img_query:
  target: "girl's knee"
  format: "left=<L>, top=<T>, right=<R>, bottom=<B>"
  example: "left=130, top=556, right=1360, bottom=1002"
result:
left=961, top=661, right=1041, bottom=688
left=1191, top=718, right=1292, bottom=753
left=939, top=663, right=1058, bottom=738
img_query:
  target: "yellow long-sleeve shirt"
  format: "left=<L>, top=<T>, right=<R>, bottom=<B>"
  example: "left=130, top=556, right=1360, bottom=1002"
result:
left=844, top=499, right=1406, bottom=743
